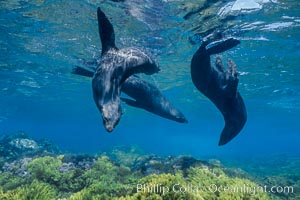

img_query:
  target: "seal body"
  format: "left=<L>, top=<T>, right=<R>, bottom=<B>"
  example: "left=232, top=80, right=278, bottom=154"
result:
left=92, top=7, right=160, bottom=132
left=191, top=38, right=247, bottom=145
left=121, top=76, right=188, bottom=123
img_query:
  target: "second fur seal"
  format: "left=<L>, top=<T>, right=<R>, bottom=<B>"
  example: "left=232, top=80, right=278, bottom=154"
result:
left=121, top=76, right=188, bottom=123
left=191, top=38, right=247, bottom=146
left=93, top=7, right=160, bottom=132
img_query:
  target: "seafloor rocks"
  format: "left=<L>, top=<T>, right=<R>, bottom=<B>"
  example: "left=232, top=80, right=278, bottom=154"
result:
left=0, top=133, right=297, bottom=199
left=106, top=146, right=213, bottom=176
left=130, top=154, right=213, bottom=176
left=2, top=157, right=32, bottom=178
left=0, top=132, right=59, bottom=165
left=61, top=154, right=97, bottom=171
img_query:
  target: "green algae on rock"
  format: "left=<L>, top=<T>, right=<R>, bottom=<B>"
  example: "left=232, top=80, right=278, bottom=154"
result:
left=0, top=155, right=271, bottom=200
left=0, top=134, right=296, bottom=199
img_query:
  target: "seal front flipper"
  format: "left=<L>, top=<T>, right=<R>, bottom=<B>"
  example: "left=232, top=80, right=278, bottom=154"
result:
left=72, top=66, right=94, bottom=78
left=120, top=97, right=142, bottom=108
left=219, top=92, right=247, bottom=146
left=72, top=58, right=98, bottom=77
left=207, top=38, right=240, bottom=55
left=97, top=7, right=117, bottom=54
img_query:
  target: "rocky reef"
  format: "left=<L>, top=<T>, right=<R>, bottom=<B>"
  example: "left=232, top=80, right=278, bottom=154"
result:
left=0, top=133, right=298, bottom=199
left=0, top=131, right=59, bottom=165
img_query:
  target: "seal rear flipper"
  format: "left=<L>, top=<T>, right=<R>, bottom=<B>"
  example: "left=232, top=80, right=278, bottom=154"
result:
left=97, top=7, right=117, bottom=55
left=72, top=66, right=94, bottom=78
left=207, top=38, right=240, bottom=55
left=120, top=98, right=143, bottom=109
left=218, top=93, right=247, bottom=146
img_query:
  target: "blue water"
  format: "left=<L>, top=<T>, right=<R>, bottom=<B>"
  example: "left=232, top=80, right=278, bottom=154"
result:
left=0, top=0, right=299, bottom=160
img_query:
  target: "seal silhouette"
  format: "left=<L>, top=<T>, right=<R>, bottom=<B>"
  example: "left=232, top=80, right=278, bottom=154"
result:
left=72, top=66, right=187, bottom=123
left=190, top=38, right=247, bottom=145
left=93, top=7, right=160, bottom=132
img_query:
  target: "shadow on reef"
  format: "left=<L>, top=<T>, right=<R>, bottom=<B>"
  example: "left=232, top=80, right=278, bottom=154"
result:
left=0, top=133, right=298, bottom=199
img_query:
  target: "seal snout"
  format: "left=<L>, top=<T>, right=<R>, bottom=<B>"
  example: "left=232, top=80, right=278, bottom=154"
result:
left=105, top=125, right=114, bottom=133
left=103, top=117, right=115, bottom=132
left=103, top=118, right=119, bottom=133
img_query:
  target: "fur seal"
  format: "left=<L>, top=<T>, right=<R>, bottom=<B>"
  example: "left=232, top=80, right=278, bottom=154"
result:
left=93, top=7, right=160, bottom=132
left=72, top=66, right=188, bottom=123
left=190, top=38, right=247, bottom=145
left=121, top=76, right=188, bottom=123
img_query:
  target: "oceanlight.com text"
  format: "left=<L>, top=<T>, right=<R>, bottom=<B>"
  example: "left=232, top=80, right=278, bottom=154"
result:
left=136, top=183, right=294, bottom=196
